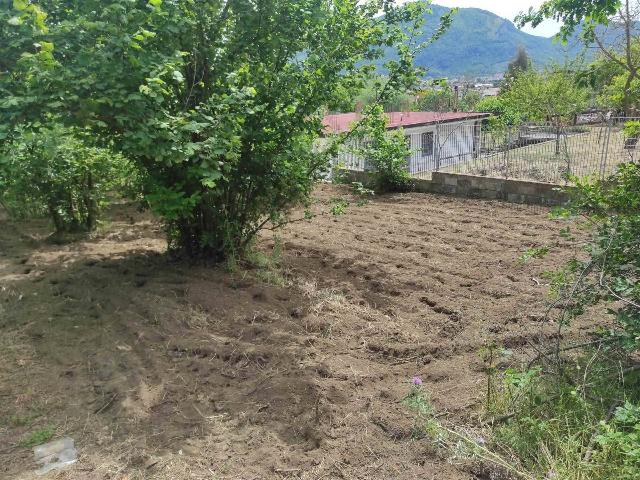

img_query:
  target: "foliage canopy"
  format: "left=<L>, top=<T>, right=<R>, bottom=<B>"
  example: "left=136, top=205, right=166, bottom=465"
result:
left=1, top=0, right=442, bottom=259
left=517, top=0, right=622, bottom=38
left=0, top=123, right=136, bottom=233
left=350, top=105, right=413, bottom=193
left=503, top=68, right=589, bottom=124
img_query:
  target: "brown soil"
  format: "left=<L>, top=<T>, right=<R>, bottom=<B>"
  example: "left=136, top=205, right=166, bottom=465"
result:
left=0, top=185, right=593, bottom=479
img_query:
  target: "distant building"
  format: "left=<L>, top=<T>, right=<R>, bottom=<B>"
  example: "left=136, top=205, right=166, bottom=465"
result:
left=322, top=111, right=490, bottom=175
left=479, top=87, right=500, bottom=97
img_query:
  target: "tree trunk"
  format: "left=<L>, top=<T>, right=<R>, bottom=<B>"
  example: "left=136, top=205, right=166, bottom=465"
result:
left=48, top=203, right=65, bottom=233
left=83, top=172, right=98, bottom=231
left=593, top=0, right=638, bottom=116
left=623, top=71, right=635, bottom=116
left=622, top=0, right=637, bottom=116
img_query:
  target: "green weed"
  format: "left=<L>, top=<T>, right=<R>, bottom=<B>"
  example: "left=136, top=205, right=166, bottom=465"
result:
left=5, top=412, right=42, bottom=428
left=19, top=426, right=55, bottom=448
left=518, top=246, right=550, bottom=264
left=402, top=378, right=532, bottom=478
left=245, top=240, right=288, bottom=287
left=484, top=355, right=640, bottom=480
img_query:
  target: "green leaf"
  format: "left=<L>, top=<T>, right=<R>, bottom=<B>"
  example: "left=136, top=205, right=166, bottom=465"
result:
left=39, top=41, right=54, bottom=53
left=13, top=0, right=28, bottom=11
left=172, top=70, right=184, bottom=83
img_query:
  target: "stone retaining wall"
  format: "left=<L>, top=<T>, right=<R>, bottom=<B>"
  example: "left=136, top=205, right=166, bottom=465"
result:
left=347, top=171, right=569, bottom=206
left=423, top=172, right=569, bottom=206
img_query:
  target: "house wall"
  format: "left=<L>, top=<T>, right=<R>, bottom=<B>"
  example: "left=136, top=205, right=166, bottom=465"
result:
left=404, top=120, right=480, bottom=174
left=330, top=119, right=481, bottom=174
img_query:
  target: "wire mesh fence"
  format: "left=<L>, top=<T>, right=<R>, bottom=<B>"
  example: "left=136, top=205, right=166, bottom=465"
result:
left=437, top=120, right=637, bottom=184
left=336, top=117, right=640, bottom=185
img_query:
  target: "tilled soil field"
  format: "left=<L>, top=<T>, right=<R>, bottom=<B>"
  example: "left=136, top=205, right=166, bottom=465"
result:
left=0, top=185, right=593, bottom=479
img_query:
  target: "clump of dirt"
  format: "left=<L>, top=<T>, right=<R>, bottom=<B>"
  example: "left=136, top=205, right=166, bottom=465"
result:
left=0, top=187, right=596, bottom=479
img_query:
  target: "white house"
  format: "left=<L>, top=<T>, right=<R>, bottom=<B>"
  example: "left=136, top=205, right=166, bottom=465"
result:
left=322, top=111, right=490, bottom=175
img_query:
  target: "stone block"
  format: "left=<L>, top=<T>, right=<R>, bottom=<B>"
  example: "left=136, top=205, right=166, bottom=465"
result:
left=507, top=193, right=525, bottom=203
left=442, top=174, right=458, bottom=187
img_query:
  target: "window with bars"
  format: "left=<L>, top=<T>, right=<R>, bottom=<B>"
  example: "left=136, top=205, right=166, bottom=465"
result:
left=421, top=132, right=434, bottom=157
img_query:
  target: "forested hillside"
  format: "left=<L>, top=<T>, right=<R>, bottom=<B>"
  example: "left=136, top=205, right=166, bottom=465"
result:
left=403, top=4, right=582, bottom=77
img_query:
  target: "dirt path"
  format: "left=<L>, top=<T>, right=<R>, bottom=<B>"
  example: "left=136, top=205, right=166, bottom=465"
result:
left=0, top=187, right=591, bottom=479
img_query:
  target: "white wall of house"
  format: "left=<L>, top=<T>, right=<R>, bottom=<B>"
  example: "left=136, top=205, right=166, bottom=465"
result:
left=405, top=119, right=481, bottom=174
left=331, top=119, right=482, bottom=175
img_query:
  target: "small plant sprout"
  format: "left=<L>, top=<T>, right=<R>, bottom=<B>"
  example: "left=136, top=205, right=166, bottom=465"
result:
left=479, top=342, right=511, bottom=414
left=330, top=199, right=349, bottom=216
left=350, top=182, right=375, bottom=206
left=331, top=162, right=349, bottom=185
left=19, top=426, right=55, bottom=448
left=402, top=376, right=436, bottom=438
left=518, top=246, right=550, bottom=264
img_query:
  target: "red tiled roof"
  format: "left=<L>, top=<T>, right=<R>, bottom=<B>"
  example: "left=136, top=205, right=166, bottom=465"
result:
left=322, top=111, right=490, bottom=134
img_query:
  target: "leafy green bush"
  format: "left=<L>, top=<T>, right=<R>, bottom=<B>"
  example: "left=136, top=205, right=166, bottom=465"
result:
left=623, top=120, right=640, bottom=139
left=623, top=120, right=640, bottom=148
left=483, top=359, right=640, bottom=480
left=594, top=402, right=640, bottom=478
left=475, top=96, right=523, bottom=130
left=564, top=162, right=640, bottom=348
left=351, top=106, right=413, bottom=193
left=601, top=74, right=640, bottom=113
left=481, top=161, right=640, bottom=479
left=0, top=124, right=137, bottom=233
left=1, top=0, right=442, bottom=260
left=504, top=68, right=589, bottom=125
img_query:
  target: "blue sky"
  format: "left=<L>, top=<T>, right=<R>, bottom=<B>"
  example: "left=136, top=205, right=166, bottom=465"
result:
left=414, top=1, right=563, bottom=37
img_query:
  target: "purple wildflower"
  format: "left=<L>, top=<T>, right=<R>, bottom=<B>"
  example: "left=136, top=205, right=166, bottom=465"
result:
left=411, top=376, right=423, bottom=386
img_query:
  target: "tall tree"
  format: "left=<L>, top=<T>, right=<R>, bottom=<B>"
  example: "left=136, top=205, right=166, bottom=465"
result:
left=516, top=0, right=621, bottom=38
left=518, top=0, right=640, bottom=115
left=505, top=67, right=588, bottom=154
left=0, top=0, right=453, bottom=260
left=502, top=46, right=532, bottom=92
left=505, top=68, right=588, bottom=123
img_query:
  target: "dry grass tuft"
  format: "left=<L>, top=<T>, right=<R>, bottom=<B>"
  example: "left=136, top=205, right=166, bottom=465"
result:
left=177, top=304, right=216, bottom=330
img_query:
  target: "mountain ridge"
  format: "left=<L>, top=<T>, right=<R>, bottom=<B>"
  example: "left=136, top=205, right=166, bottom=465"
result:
left=408, top=4, right=582, bottom=78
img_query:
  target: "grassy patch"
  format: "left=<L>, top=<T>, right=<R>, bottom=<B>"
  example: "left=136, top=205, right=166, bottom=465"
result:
left=19, top=426, right=55, bottom=448
left=403, top=349, right=640, bottom=480
left=244, top=241, right=289, bottom=287
left=402, top=379, right=530, bottom=479
left=4, top=410, right=42, bottom=428
left=484, top=353, right=640, bottom=480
